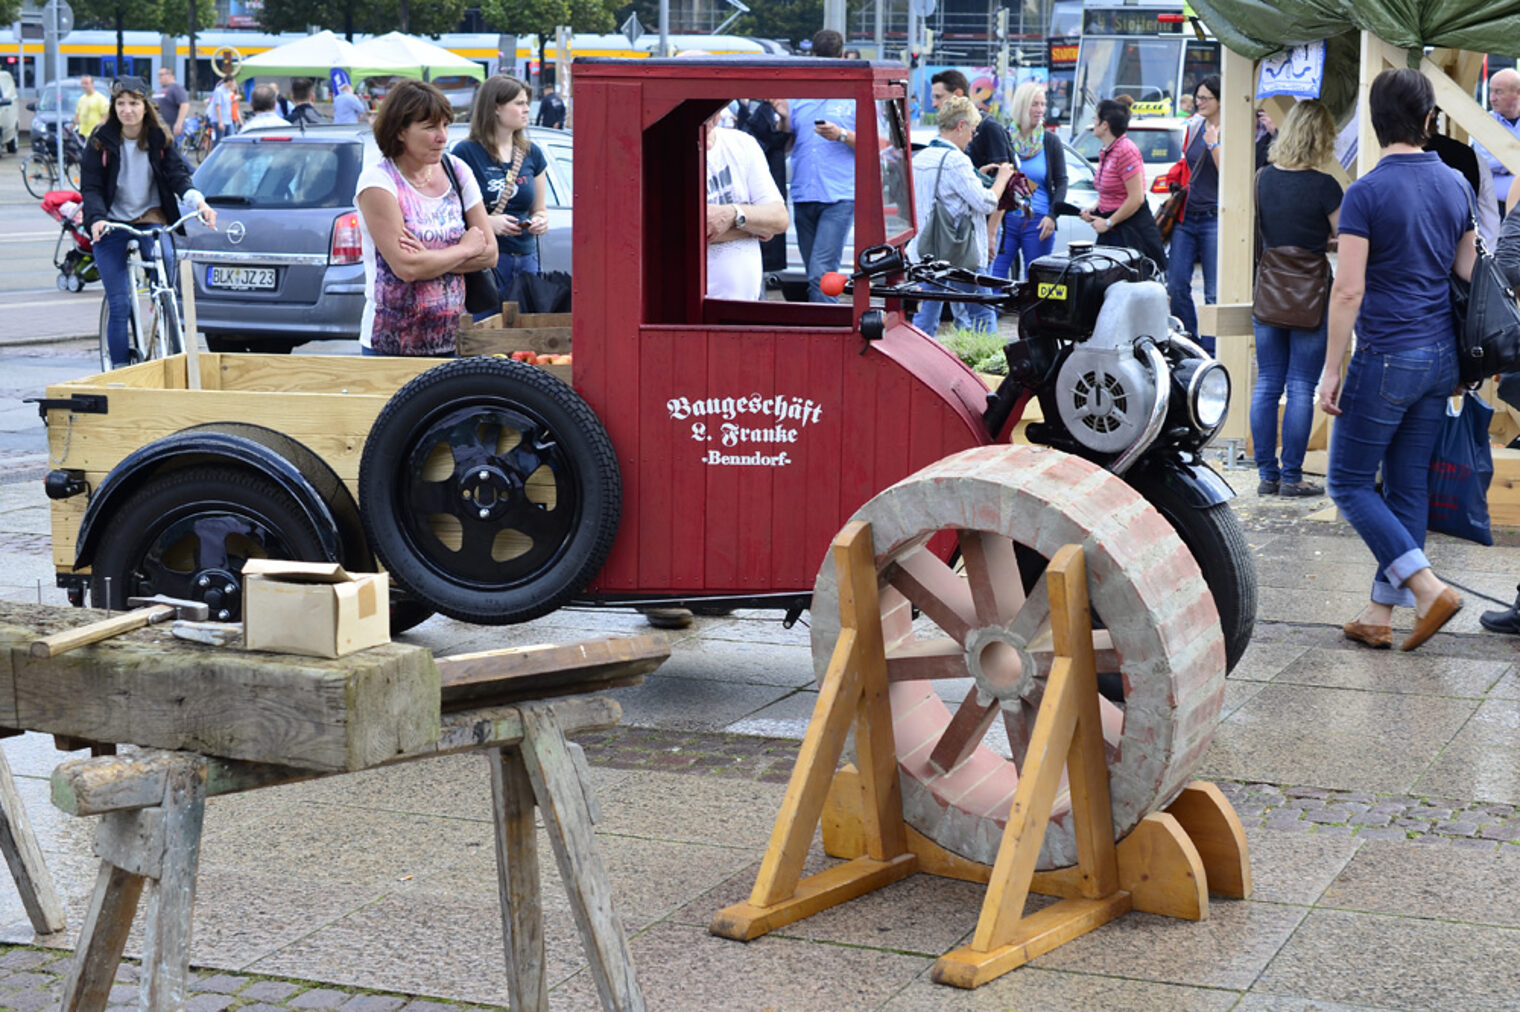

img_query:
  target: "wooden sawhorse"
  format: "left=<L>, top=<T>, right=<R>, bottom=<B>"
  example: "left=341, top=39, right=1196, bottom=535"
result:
left=49, top=695, right=645, bottom=1012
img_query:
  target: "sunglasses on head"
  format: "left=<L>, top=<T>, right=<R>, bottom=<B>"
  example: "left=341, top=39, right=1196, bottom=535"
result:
left=111, top=78, right=148, bottom=97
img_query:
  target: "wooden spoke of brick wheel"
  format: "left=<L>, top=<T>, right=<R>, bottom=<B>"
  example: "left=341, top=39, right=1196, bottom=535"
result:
left=810, top=444, right=1228, bottom=869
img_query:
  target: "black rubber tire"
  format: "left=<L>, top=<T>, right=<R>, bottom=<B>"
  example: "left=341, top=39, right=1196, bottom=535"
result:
left=64, top=158, right=81, bottom=191
left=89, top=466, right=329, bottom=618
left=1124, top=471, right=1257, bottom=674
left=388, top=593, right=436, bottom=635
left=358, top=357, right=622, bottom=625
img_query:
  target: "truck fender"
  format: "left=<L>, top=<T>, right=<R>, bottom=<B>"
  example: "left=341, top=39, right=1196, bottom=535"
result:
left=73, top=425, right=365, bottom=571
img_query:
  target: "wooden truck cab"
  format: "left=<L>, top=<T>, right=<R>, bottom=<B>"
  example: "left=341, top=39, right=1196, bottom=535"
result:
left=570, top=58, right=993, bottom=599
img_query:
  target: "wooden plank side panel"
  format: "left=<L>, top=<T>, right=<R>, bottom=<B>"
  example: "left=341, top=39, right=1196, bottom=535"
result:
left=838, top=335, right=881, bottom=533
left=578, top=80, right=646, bottom=592
left=215, top=354, right=439, bottom=394
left=870, top=355, right=913, bottom=514
left=730, top=329, right=776, bottom=589
left=636, top=330, right=679, bottom=590
left=666, top=329, right=710, bottom=589
left=702, top=335, right=742, bottom=589
left=772, top=331, right=822, bottom=588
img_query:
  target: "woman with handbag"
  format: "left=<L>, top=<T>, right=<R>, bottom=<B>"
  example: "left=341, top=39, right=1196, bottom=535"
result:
left=1166, top=76, right=1223, bottom=353
left=1081, top=99, right=1167, bottom=270
left=1318, top=68, right=1475, bottom=651
left=1250, top=99, right=1342, bottom=499
left=355, top=80, right=495, bottom=356
left=990, top=81, right=1066, bottom=282
left=909, top=95, right=1017, bottom=335
left=453, top=75, right=551, bottom=318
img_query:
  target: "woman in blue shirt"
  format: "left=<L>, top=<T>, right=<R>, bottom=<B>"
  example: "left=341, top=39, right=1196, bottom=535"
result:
left=991, top=81, right=1066, bottom=282
left=452, top=75, right=549, bottom=314
left=1319, top=68, right=1475, bottom=651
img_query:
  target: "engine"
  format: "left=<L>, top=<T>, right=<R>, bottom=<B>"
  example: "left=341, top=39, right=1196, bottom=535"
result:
left=1054, top=280, right=1170, bottom=453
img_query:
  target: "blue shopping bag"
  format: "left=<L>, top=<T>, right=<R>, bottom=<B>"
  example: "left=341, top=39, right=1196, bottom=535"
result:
left=1427, top=393, right=1494, bottom=546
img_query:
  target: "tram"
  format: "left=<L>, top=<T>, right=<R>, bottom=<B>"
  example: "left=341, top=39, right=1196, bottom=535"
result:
left=1067, top=0, right=1219, bottom=133
left=0, top=28, right=774, bottom=98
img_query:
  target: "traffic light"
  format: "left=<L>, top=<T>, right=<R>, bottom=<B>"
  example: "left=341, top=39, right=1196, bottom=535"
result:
left=996, top=7, right=1009, bottom=40
left=923, top=29, right=934, bottom=56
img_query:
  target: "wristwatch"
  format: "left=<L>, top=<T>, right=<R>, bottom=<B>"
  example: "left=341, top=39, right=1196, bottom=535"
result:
left=1105, top=218, right=1113, bottom=229
left=733, top=206, right=748, bottom=231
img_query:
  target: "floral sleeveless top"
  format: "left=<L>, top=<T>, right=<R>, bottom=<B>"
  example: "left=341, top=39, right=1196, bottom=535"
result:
left=367, top=158, right=467, bottom=356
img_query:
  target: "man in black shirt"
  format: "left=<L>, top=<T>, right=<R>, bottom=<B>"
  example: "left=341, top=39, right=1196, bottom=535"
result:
left=930, top=69, right=1011, bottom=170
left=736, top=98, right=789, bottom=272
left=287, top=78, right=324, bottom=126
left=536, top=87, right=566, bottom=129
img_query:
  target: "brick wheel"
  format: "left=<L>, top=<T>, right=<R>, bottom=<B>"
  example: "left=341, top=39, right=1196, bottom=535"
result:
left=810, top=445, right=1227, bottom=869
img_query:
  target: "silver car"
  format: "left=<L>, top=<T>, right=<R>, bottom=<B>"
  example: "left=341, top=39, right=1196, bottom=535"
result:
left=179, top=122, right=572, bottom=352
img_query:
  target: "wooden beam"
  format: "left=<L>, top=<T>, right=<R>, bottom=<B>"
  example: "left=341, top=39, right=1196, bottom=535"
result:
left=1357, top=32, right=1384, bottom=179
left=1216, top=45, right=1257, bottom=444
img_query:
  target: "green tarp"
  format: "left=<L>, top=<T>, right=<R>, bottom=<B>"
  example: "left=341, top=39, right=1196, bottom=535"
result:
left=1188, top=1, right=1520, bottom=60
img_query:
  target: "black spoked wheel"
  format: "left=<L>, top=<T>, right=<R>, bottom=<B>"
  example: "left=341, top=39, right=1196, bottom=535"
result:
left=22, top=155, right=53, bottom=199
left=89, top=467, right=328, bottom=619
left=359, top=357, right=622, bottom=625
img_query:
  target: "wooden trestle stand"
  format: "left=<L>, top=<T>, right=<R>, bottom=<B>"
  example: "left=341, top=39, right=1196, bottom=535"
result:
left=711, top=521, right=1250, bottom=989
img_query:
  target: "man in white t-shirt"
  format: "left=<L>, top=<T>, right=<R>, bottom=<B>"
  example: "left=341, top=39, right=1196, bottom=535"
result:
left=705, top=111, right=788, bottom=300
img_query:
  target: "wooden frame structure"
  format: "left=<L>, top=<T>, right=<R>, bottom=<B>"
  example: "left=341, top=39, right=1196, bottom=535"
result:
left=1202, top=34, right=1520, bottom=462
left=48, top=696, right=646, bottom=1012
left=711, top=522, right=1249, bottom=989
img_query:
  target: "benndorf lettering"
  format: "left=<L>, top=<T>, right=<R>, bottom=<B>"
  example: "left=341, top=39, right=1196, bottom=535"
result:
left=705, top=450, right=792, bottom=467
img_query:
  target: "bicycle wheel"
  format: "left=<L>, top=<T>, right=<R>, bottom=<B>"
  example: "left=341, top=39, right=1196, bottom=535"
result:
left=64, top=158, right=81, bottom=191
left=149, top=287, right=184, bottom=359
left=97, top=294, right=146, bottom=371
left=22, top=155, right=53, bottom=199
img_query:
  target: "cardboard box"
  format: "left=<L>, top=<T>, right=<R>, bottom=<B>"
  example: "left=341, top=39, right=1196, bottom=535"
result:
left=243, top=560, right=390, bottom=659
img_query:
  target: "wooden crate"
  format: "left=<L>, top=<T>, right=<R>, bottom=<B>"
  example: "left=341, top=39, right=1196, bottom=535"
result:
left=0, top=603, right=440, bottom=772
left=458, top=301, right=572, bottom=357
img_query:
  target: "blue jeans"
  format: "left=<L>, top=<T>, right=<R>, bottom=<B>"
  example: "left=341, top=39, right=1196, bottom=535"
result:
left=96, top=227, right=174, bottom=368
left=912, top=280, right=996, bottom=334
left=479, top=248, right=540, bottom=321
left=794, top=200, right=854, bottom=303
left=992, top=213, right=1055, bottom=282
left=1250, top=318, right=1328, bottom=485
left=1327, top=339, right=1458, bottom=608
left=1167, top=212, right=1218, bottom=353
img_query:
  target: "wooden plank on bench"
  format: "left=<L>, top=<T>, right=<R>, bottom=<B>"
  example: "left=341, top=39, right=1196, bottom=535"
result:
left=436, top=634, right=669, bottom=710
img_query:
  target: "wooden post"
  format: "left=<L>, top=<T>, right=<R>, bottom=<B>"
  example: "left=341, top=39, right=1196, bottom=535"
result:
left=710, top=521, right=917, bottom=941
left=491, top=746, right=548, bottom=1012
left=1212, top=44, right=1257, bottom=449
left=0, top=746, right=66, bottom=935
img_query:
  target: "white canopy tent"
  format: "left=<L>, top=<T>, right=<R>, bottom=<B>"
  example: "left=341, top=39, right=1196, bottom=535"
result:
left=348, top=32, right=487, bottom=81
left=234, top=31, right=413, bottom=83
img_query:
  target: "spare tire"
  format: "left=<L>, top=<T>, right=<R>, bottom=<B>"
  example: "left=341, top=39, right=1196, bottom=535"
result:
left=358, top=357, right=621, bottom=624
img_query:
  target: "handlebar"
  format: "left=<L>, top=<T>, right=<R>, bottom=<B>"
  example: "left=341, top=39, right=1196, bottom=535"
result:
left=97, top=208, right=209, bottom=240
left=821, top=243, right=1017, bottom=306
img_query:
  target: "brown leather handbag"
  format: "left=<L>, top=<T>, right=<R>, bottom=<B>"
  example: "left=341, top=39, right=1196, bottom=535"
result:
left=1254, top=245, right=1332, bottom=330
left=1252, top=168, right=1332, bottom=330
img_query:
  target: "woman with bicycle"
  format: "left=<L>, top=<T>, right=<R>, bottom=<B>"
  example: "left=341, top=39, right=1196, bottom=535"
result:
left=81, top=77, right=216, bottom=369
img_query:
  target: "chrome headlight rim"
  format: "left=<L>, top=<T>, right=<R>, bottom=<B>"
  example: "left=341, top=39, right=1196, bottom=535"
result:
left=1187, top=360, right=1230, bottom=432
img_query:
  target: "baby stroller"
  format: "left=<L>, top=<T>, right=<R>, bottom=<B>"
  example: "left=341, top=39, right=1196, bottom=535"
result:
left=43, top=190, right=98, bottom=292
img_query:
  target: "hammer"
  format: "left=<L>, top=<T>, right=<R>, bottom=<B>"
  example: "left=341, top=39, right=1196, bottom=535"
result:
left=31, top=596, right=212, bottom=659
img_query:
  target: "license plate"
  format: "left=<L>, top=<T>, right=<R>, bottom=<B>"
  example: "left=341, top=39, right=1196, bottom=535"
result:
left=206, top=266, right=276, bottom=290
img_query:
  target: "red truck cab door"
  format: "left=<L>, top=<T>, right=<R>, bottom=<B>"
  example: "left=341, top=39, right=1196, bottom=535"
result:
left=571, top=58, right=993, bottom=598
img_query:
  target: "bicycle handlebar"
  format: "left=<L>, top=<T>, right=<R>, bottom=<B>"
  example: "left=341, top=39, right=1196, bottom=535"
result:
left=97, top=208, right=209, bottom=240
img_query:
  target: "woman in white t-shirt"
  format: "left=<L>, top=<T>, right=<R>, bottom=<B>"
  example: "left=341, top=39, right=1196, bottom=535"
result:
left=355, top=80, right=496, bottom=356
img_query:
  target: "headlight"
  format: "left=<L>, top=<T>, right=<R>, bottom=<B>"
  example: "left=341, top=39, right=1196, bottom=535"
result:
left=1188, top=361, right=1230, bottom=431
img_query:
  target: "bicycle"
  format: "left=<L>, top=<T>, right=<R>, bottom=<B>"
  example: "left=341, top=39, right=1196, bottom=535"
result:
left=178, top=115, right=212, bottom=166
left=95, top=210, right=207, bottom=372
left=22, top=123, right=83, bottom=199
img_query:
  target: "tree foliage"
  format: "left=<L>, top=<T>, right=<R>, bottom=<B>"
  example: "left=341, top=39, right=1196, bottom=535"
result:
left=258, top=0, right=470, bottom=38
left=71, top=0, right=160, bottom=33
left=0, top=0, right=21, bottom=26
left=479, top=0, right=570, bottom=40
left=157, top=0, right=215, bottom=34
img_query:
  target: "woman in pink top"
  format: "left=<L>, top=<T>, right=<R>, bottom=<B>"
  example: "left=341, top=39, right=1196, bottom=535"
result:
left=1081, top=99, right=1167, bottom=269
